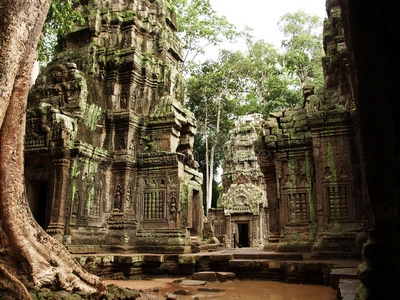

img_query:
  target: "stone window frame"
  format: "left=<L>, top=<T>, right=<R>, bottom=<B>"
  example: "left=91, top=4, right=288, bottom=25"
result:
left=323, top=181, right=354, bottom=222
left=283, top=188, right=310, bottom=226
left=142, top=188, right=167, bottom=223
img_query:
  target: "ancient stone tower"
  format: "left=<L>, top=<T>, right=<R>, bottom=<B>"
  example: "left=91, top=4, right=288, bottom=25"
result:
left=209, top=114, right=269, bottom=248
left=25, top=0, right=203, bottom=253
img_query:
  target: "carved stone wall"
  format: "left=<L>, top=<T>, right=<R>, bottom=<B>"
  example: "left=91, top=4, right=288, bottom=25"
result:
left=25, top=0, right=203, bottom=253
left=261, top=0, right=366, bottom=252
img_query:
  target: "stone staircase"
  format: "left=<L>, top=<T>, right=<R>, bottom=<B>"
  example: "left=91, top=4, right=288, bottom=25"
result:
left=74, top=248, right=362, bottom=295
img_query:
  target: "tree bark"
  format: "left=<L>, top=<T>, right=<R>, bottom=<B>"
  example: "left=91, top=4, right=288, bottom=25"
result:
left=0, top=0, right=106, bottom=297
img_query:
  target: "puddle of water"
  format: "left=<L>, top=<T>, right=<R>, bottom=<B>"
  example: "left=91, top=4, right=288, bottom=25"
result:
left=104, top=278, right=337, bottom=300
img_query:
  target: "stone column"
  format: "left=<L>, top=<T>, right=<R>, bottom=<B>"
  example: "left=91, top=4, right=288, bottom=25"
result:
left=264, top=170, right=280, bottom=242
left=46, top=158, right=71, bottom=242
left=226, top=215, right=232, bottom=248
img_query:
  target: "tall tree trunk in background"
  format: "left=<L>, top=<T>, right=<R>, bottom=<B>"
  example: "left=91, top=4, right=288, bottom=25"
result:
left=204, top=97, right=211, bottom=212
left=0, top=0, right=106, bottom=297
left=207, top=97, right=222, bottom=210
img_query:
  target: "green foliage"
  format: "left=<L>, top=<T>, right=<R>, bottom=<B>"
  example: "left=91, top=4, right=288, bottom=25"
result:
left=187, top=50, right=242, bottom=178
left=170, top=0, right=241, bottom=72
left=38, top=0, right=85, bottom=62
left=237, top=38, right=302, bottom=117
left=186, top=38, right=305, bottom=185
left=279, top=10, right=324, bottom=91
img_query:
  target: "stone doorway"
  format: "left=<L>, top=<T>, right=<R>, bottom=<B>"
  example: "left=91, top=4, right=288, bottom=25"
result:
left=190, top=190, right=201, bottom=236
left=27, top=180, right=50, bottom=230
left=237, top=222, right=250, bottom=247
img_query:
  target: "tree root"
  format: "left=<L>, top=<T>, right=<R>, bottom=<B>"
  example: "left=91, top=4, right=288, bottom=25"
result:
left=0, top=265, right=31, bottom=300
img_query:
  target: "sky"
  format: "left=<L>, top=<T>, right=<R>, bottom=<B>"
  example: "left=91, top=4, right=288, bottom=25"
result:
left=202, top=0, right=327, bottom=59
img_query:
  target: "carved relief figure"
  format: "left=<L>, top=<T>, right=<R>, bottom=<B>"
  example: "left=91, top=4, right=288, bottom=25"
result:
left=114, top=184, right=123, bottom=211
left=120, top=89, right=128, bottom=109
left=126, top=187, right=132, bottom=210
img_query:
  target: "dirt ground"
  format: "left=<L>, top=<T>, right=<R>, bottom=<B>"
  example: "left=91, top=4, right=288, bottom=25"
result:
left=104, top=278, right=337, bottom=300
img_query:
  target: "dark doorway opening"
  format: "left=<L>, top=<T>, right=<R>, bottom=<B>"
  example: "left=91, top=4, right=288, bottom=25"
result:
left=190, top=190, right=201, bottom=236
left=27, top=180, right=49, bottom=230
left=238, top=223, right=250, bottom=247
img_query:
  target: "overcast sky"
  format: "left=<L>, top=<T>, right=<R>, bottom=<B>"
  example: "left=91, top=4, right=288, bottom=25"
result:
left=203, top=0, right=327, bottom=59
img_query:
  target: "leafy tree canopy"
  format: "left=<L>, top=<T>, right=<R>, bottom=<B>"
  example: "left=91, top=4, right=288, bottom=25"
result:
left=279, top=10, right=324, bottom=91
left=170, top=0, right=241, bottom=72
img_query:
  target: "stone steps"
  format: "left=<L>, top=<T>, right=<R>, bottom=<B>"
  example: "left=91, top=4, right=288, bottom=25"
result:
left=330, top=267, right=359, bottom=289
left=233, top=252, right=303, bottom=261
left=310, top=251, right=361, bottom=260
left=74, top=249, right=361, bottom=286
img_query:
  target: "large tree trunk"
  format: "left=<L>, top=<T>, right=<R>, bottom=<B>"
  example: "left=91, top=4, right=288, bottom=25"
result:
left=0, top=0, right=106, bottom=297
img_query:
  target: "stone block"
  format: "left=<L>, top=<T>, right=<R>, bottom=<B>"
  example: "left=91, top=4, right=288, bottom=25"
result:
left=192, top=271, right=218, bottom=282
left=281, top=115, right=293, bottom=123
left=101, top=256, right=115, bottom=266
left=268, top=261, right=282, bottom=270
left=330, top=268, right=358, bottom=289
left=281, top=121, right=295, bottom=129
left=174, top=290, right=191, bottom=295
left=270, top=112, right=283, bottom=118
left=228, top=259, right=269, bottom=269
left=209, top=254, right=233, bottom=262
left=216, top=272, right=235, bottom=282
left=290, top=132, right=306, bottom=140
left=294, top=119, right=309, bottom=128
left=144, top=255, right=164, bottom=263
left=178, top=255, right=196, bottom=265
left=338, top=279, right=362, bottom=300
left=180, top=280, right=207, bottom=286
left=115, top=255, right=144, bottom=265
left=271, top=127, right=282, bottom=135
left=265, top=118, right=279, bottom=128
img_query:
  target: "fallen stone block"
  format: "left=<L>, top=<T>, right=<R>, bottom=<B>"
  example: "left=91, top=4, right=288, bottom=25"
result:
left=179, top=280, right=207, bottom=286
left=174, top=289, right=191, bottom=295
left=192, top=271, right=217, bottom=282
left=216, top=272, right=235, bottom=282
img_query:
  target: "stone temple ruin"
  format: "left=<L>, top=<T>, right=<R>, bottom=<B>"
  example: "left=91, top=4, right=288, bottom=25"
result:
left=25, top=0, right=203, bottom=253
left=26, top=0, right=368, bottom=256
left=23, top=0, right=400, bottom=296
left=210, top=0, right=367, bottom=252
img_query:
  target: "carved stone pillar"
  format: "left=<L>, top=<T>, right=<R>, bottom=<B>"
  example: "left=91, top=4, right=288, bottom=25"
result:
left=263, top=166, right=280, bottom=243
left=47, top=158, right=70, bottom=242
